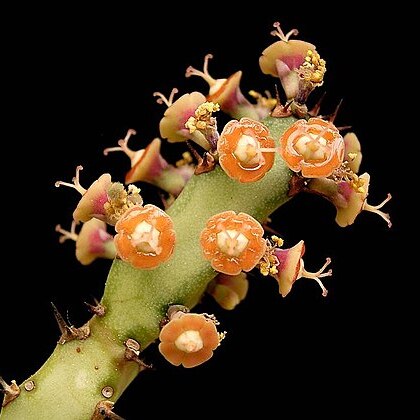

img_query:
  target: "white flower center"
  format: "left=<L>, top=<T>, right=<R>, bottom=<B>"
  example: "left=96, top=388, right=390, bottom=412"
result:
left=217, top=229, right=249, bottom=257
left=131, top=220, right=161, bottom=254
left=234, top=135, right=263, bottom=168
left=175, top=330, right=204, bottom=353
left=294, top=133, right=328, bottom=161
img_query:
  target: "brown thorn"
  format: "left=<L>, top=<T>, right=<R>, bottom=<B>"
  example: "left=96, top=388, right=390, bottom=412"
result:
left=290, top=101, right=309, bottom=119
left=284, top=99, right=294, bottom=111
left=271, top=90, right=293, bottom=118
left=51, top=302, right=90, bottom=345
left=274, top=84, right=281, bottom=105
left=194, top=152, right=216, bottom=175
left=185, top=141, right=217, bottom=174
left=0, top=377, right=20, bottom=407
left=85, top=299, right=106, bottom=317
left=328, top=98, right=343, bottom=123
left=91, top=400, right=125, bottom=420
left=185, top=140, right=202, bottom=162
left=124, top=339, right=152, bottom=372
left=308, top=92, right=326, bottom=117
left=51, top=302, right=70, bottom=339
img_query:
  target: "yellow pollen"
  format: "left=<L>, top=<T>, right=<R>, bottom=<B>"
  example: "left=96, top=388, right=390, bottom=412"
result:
left=104, top=183, right=143, bottom=225
left=298, top=50, right=327, bottom=86
left=248, top=90, right=277, bottom=109
left=176, top=151, right=193, bottom=167
left=271, top=235, right=284, bottom=247
left=258, top=236, right=283, bottom=276
left=185, top=102, right=220, bottom=134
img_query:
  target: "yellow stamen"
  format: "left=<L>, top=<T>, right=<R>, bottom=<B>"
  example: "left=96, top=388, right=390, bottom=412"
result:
left=248, top=89, right=277, bottom=110
left=271, top=235, right=284, bottom=247
left=176, top=151, right=193, bottom=167
left=185, top=102, right=220, bottom=134
left=104, top=183, right=143, bottom=225
left=258, top=236, right=284, bottom=276
left=298, top=50, right=327, bottom=86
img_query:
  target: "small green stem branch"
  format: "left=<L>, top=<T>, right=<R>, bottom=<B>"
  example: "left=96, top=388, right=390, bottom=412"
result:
left=1, top=116, right=295, bottom=419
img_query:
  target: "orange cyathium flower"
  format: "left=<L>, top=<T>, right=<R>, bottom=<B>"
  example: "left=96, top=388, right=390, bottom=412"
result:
left=279, top=117, right=345, bottom=178
left=159, top=312, right=221, bottom=368
left=114, top=204, right=175, bottom=269
left=200, top=210, right=266, bottom=275
left=217, top=118, right=275, bottom=183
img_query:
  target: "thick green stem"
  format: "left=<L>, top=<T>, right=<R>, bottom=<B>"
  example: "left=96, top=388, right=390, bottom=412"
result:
left=1, top=116, right=295, bottom=419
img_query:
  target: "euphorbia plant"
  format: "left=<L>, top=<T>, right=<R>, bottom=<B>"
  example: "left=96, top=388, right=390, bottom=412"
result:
left=0, top=21, right=391, bottom=419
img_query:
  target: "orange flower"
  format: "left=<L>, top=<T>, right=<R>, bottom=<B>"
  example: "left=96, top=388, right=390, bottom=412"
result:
left=217, top=118, right=275, bottom=183
left=159, top=311, right=222, bottom=368
left=279, top=117, right=345, bottom=178
left=200, top=211, right=266, bottom=275
left=114, top=204, right=176, bottom=269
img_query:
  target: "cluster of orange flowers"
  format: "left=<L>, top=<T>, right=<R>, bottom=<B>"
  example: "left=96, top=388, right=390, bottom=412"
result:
left=54, top=22, right=391, bottom=369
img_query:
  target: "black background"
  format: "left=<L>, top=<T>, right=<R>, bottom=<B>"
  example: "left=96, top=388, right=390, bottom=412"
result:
left=2, top=6, right=405, bottom=418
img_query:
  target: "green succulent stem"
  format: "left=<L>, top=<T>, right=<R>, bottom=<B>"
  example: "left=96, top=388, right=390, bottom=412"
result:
left=1, top=116, right=295, bottom=420
left=153, top=164, right=194, bottom=197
